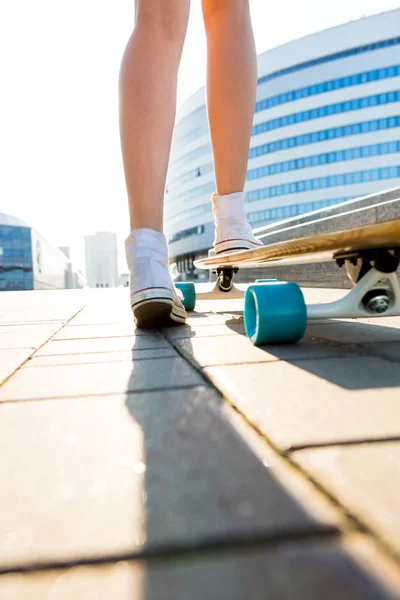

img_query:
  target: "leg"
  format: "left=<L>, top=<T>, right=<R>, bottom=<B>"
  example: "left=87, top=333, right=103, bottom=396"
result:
left=202, top=0, right=262, bottom=255
left=202, top=0, right=257, bottom=196
left=119, top=0, right=190, bottom=232
left=119, top=1, right=190, bottom=326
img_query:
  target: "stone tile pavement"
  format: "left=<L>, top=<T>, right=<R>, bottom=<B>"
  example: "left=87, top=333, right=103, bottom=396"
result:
left=0, top=287, right=400, bottom=599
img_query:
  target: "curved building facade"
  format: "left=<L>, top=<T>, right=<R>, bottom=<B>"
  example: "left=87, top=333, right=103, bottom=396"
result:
left=166, top=9, right=400, bottom=274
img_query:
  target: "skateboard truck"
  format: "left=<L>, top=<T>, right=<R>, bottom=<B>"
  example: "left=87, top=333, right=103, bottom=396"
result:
left=215, top=267, right=239, bottom=292
left=196, top=266, right=244, bottom=300
left=309, top=248, right=400, bottom=319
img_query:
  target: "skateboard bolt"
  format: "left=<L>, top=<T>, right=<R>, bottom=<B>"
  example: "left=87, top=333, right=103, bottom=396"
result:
left=366, top=294, right=389, bottom=314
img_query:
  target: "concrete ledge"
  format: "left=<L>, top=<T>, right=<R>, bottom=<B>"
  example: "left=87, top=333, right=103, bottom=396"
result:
left=254, top=186, right=400, bottom=242
left=236, top=186, right=400, bottom=287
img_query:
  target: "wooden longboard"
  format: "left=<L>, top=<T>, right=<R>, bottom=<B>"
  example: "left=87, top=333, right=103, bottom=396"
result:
left=194, top=218, right=400, bottom=270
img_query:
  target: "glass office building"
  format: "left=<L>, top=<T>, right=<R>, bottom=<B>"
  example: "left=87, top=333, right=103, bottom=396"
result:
left=166, top=9, right=400, bottom=273
left=0, top=214, right=33, bottom=291
left=0, top=212, right=83, bottom=291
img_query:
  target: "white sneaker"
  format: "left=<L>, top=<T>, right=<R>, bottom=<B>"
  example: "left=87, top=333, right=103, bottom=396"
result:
left=212, top=191, right=263, bottom=255
left=125, top=228, right=186, bottom=327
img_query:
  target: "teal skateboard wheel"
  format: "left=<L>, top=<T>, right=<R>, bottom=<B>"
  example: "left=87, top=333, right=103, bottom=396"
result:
left=255, top=279, right=278, bottom=283
left=175, top=282, right=196, bottom=311
left=244, top=282, right=307, bottom=345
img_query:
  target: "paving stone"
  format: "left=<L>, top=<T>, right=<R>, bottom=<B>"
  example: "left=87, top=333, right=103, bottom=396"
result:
left=24, top=348, right=178, bottom=367
left=321, top=316, right=400, bottom=328
left=0, top=320, right=66, bottom=326
left=0, top=357, right=203, bottom=401
left=0, top=390, right=341, bottom=569
left=67, top=311, right=134, bottom=326
left=174, top=334, right=345, bottom=368
left=0, top=325, right=61, bottom=350
left=52, top=324, right=155, bottom=340
left=35, top=334, right=170, bottom=356
left=294, top=442, right=400, bottom=556
left=360, top=341, right=400, bottom=362
left=195, top=301, right=244, bottom=316
left=184, top=312, right=244, bottom=326
left=162, top=322, right=245, bottom=341
left=0, top=349, right=33, bottom=383
left=1, top=537, right=399, bottom=599
left=0, top=321, right=63, bottom=332
left=306, top=320, right=400, bottom=344
left=66, top=293, right=133, bottom=326
left=0, top=290, right=87, bottom=323
left=205, top=357, right=400, bottom=451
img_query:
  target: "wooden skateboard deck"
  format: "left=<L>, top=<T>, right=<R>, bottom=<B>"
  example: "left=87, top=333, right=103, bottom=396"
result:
left=194, top=218, right=400, bottom=270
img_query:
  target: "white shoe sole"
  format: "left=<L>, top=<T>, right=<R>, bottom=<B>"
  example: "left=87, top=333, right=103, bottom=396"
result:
left=132, top=298, right=186, bottom=328
left=215, top=238, right=263, bottom=255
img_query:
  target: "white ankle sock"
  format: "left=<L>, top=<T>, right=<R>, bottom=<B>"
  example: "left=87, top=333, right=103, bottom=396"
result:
left=212, top=191, right=262, bottom=253
left=212, top=191, right=247, bottom=222
left=125, top=228, right=168, bottom=265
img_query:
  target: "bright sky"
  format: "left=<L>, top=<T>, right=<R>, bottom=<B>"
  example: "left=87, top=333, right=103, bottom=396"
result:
left=1, top=1, right=399, bottom=272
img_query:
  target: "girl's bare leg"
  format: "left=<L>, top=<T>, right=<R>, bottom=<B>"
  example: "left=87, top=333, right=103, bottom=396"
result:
left=202, top=0, right=257, bottom=196
left=202, top=0, right=262, bottom=254
left=119, top=0, right=190, bottom=232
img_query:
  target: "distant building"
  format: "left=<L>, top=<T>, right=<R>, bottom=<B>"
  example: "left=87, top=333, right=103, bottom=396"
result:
left=84, top=231, right=118, bottom=288
left=119, top=272, right=129, bottom=287
left=58, top=246, right=70, bottom=259
left=0, top=212, right=83, bottom=291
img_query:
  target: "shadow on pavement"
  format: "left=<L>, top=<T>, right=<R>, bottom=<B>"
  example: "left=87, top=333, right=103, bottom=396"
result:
left=122, top=334, right=398, bottom=599
left=223, top=317, right=400, bottom=390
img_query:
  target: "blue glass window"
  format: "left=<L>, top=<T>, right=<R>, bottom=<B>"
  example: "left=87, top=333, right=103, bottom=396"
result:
left=247, top=166, right=400, bottom=203
left=259, top=38, right=400, bottom=87
left=0, top=225, right=33, bottom=291
left=252, top=91, right=400, bottom=137
left=256, top=62, right=400, bottom=114
left=249, top=117, right=400, bottom=161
